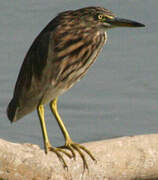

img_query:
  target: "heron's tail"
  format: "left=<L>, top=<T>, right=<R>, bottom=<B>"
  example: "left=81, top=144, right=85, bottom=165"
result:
left=7, top=98, right=19, bottom=122
left=7, top=97, right=38, bottom=122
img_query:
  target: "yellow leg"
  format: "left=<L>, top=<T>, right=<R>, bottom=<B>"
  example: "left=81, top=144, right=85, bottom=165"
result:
left=50, top=98, right=96, bottom=170
left=37, top=104, right=71, bottom=168
left=37, top=104, right=50, bottom=153
left=50, top=98, right=72, bottom=143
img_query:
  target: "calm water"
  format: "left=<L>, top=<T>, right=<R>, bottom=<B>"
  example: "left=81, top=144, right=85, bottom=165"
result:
left=0, top=0, right=158, bottom=147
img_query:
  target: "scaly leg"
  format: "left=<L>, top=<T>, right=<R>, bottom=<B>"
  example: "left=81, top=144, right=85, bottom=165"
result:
left=37, top=104, right=72, bottom=168
left=49, top=98, right=96, bottom=170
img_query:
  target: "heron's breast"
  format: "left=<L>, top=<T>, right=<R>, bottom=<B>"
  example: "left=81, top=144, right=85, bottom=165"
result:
left=57, top=31, right=107, bottom=89
left=41, top=32, right=107, bottom=103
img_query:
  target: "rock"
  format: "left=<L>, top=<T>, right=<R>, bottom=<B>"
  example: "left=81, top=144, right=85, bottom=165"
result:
left=0, top=134, right=158, bottom=180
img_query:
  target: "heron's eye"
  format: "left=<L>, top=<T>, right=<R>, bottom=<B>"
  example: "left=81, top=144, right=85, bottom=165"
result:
left=98, top=14, right=104, bottom=20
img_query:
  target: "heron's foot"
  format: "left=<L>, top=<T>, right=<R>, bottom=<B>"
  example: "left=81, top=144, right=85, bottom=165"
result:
left=58, top=140, right=96, bottom=170
left=46, top=143, right=73, bottom=169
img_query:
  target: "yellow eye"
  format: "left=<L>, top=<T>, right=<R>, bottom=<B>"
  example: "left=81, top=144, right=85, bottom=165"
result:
left=98, top=14, right=103, bottom=20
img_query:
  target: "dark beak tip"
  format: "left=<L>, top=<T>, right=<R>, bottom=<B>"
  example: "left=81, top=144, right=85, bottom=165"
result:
left=113, top=17, right=145, bottom=28
left=135, top=22, right=145, bottom=27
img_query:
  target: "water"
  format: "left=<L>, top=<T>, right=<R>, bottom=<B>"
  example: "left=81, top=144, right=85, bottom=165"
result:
left=0, top=0, right=158, bottom=148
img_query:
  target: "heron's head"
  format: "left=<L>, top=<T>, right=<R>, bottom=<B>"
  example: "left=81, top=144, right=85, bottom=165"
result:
left=58, top=7, right=145, bottom=31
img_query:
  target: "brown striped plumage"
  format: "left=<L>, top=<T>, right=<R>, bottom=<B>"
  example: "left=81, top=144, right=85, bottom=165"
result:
left=7, top=6, right=145, bottom=169
left=7, top=7, right=109, bottom=121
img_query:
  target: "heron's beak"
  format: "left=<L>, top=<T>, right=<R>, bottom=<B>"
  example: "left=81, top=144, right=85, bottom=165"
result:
left=108, top=17, right=145, bottom=28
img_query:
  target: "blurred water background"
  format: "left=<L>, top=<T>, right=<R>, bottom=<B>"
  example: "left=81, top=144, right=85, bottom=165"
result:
left=0, top=0, right=158, bottom=147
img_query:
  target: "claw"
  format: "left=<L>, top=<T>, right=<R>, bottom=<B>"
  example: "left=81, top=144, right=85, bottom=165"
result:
left=48, top=146, right=69, bottom=169
left=71, top=143, right=89, bottom=170
left=59, top=144, right=76, bottom=159
left=46, top=141, right=96, bottom=170
left=55, top=147, right=72, bottom=158
left=57, top=141, right=96, bottom=170
left=77, top=143, right=97, bottom=162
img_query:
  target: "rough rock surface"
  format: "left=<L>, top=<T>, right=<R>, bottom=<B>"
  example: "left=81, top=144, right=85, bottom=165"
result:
left=0, top=134, right=158, bottom=180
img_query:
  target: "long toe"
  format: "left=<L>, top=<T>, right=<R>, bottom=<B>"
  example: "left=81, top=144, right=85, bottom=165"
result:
left=58, top=141, right=96, bottom=170
left=48, top=145, right=72, bottom=169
